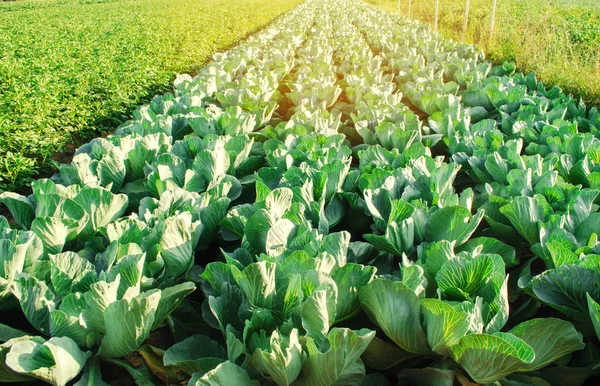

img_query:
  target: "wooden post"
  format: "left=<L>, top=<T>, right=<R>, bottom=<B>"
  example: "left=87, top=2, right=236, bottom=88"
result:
left=408, top=0, right=412, bottom=18
left=398, top=0, right=401, bottom=15
left=462, top=0, right=470, bottom=42
left=434, top=0, right=439, bottom=33
left=489, top=0, right=497, bottom=42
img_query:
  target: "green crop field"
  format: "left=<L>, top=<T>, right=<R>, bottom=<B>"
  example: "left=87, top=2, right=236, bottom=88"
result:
left=0, top=0, right=301, bottom=192
left=1, top=0, right=600, bottom=385
left=368, top=0, right=600, bottom=106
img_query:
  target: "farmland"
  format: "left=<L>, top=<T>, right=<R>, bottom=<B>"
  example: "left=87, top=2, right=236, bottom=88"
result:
left=368, top=0, right=600, bottom=106
left=1, top=0, right=600, bottom=385
left=0, top=0, right=301, bottom=192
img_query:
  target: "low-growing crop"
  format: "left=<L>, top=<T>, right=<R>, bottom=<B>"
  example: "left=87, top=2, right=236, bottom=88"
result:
left=0, top=0, right=302, bottom=192
left=368, top=0, right=600, bottom=106
left=0, top=0, right=599, bottom=384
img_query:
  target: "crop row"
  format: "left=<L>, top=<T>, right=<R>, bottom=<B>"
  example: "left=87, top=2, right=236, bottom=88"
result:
left=1, top=0, right=599, bottom=385
left=0, top=0, right=303, bottom=192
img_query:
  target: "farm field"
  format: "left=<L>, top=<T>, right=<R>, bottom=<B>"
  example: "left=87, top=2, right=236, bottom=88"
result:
left=368, top=0, right=600, bottom=106
left=0, top=0, right=302, bottom=192
left=1, top=0, right=600, bottom=385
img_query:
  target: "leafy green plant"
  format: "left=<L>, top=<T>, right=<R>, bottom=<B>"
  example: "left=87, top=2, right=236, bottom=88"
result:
left=1, top=0, right=600, bottom=384
left=0, top=0, right=302, bottom=193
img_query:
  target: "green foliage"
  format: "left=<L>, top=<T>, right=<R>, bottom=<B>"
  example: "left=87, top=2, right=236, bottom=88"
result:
left=1, top=0, right=600, bottom=384
left=0, top=0, right=302, bottom=192
left=367, top=0, right=600, bottom=106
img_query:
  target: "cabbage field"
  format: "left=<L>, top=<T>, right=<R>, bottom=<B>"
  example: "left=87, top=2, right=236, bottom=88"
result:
left=1, top=0, right=600, bottom=384
left=0, top=0, right=301, bottom=192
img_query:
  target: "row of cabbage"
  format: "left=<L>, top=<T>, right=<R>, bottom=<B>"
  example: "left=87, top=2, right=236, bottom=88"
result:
left=356, top=0, right=600, bottom=350
left=0, top=1, right=318, bottom=384
left=1, top=0, right=599, bottom=385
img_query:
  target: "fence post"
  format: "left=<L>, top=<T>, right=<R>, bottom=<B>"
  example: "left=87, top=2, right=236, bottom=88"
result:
left=408, top=0, right=412, bottom=18
left=434, top=0, right=439, bottom=33
left=398, top=0, right=401, bottom=15
left=489, top=0, right=497, bottom=42
left=462, top=0, right=470, bottom=42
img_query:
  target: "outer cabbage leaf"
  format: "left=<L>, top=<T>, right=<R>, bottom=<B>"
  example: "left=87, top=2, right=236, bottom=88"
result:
left=426, top=206, right=484, bottom=246
left=458, top=237, right=517, bottom=268
left=509, top=318, right=584, bottom=371
left=420, top=298, right=469, bottom=355
left=30, top=217, right=79, bottom=255
left=331, top=263, right=376, bottom=322
left=49, top=252, right=96, bottom=297
left=301, top=289, right=337, bottom=345
left=499, top=196, right=546, bottom=244
left=530, top=265, right=600, bottom=322
left=230, top=261, right=277, bottom=309
left=436, top=253, right=504, bottom=301
left=358, top=279, right=428, bottom=354
left=163, top=334, right=226, bottom=375
left=13, top=276, right=57, bottom=335
left=188, top=361, right=257, bottom=386
left=5, top=336, right=91, bottom=386
left=0, top=193, right=34, bottom=229
left=587, top=294, right=600, bottom=341
left=0, top=336, right=44, bottom=382
left=252, top=329, right=303, bottom=386
left=153, top=281, right=196, bottom=328
left=294, top=328, right=375, bottom=386
left=449, top=333, right=534, bottom=384
left=98, top=290, right=161, bottom=358
left=159, top=212, right=202, bottom=278
left=72, top=187, right=128, bottom=238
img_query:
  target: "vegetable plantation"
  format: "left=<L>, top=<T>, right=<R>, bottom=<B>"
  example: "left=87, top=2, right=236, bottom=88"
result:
left=1, top=0, right=600, bottom=384
left=0, top=0, right=301, bottom=192
left=368, top=0, right=600, bottom=106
